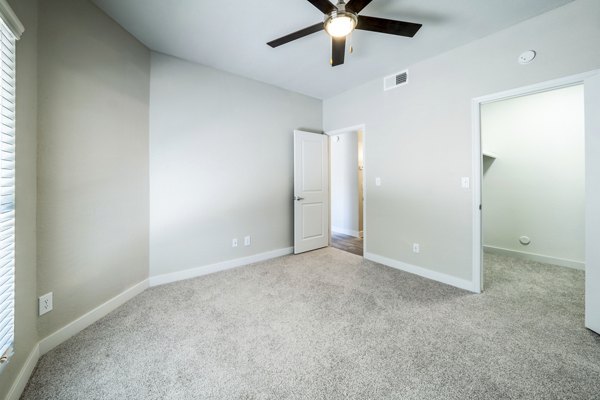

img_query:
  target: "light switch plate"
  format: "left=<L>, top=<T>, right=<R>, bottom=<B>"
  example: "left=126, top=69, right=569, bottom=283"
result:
left=461, top=177, right=470, bottom=189
left=375, top=177, right=381, bottom=186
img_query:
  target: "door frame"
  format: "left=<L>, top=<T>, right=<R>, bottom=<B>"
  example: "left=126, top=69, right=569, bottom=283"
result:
left=471, top=70, right=600, bottom=294
left=326, top=124, right=367, bottom=255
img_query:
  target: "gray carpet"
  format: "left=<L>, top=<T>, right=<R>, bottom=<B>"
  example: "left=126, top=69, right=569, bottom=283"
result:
left=21, top=248, right=600, bottom=399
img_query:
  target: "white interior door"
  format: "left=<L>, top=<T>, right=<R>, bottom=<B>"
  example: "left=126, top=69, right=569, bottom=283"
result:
left=585, top=73, right=600, bottom=335
left=294, top=130, right=329, bottom=254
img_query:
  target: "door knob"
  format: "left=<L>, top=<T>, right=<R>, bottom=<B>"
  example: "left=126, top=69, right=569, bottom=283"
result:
left=294, top=195, right=305, bottom=201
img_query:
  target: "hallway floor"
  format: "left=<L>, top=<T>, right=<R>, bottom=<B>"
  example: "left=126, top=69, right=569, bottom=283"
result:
left=331, top=232, right=363, bottom=256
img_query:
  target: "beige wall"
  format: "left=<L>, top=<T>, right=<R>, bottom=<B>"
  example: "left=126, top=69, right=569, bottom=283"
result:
left=323, top=0, right=600, bottom=282
left=149, top=53, right=322, bottom=277
left=482, top=85, right=585, bottom=268
left=0, top=0, right=38, bottom=398
left=36, top=0, right=150, bottom=338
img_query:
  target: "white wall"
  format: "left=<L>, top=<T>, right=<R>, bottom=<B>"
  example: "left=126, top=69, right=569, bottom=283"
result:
left=482, top=85, right=584, bottom=268
left=37, top=0, right=150, bottom=338
left=331, top=132, right=360, bottom=237
left=323, top=0, right=600, bottom=286
left=149, top=53, right=322, bottom=278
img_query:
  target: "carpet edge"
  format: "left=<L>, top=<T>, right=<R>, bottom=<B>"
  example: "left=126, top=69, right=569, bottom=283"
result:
left=148, top=247, right=294, bottom=287
left=365, top=252, right=477, bottom=292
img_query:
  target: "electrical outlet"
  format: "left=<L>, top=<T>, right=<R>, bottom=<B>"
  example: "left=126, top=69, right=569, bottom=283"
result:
left=232, top=238, right=238, bottom=248
left=244, top=236, right=251, bottom=246
left=412, top=243, right=420, bottom=253
left=39, top=292, right=53, bottom=316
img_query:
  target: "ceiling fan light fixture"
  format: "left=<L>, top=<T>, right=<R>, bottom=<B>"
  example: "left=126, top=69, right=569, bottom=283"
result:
left=324, top=11, right=358, bottom=38
left=266, top=0, right=423, bottom=67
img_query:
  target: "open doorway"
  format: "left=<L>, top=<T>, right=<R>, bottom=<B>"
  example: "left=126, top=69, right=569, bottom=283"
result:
left=480, top=83, right=586, bottom=292
left=481, top=85, right=585, bottom=277
left=472, top=70, right=600, bottom=334
left=329, top=128, right=365, bottom=256
left=479, top=84, right=585, bottom=292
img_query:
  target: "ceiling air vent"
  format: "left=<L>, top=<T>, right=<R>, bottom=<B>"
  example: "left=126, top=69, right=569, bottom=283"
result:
left=384, top=70, right=408, bottom=91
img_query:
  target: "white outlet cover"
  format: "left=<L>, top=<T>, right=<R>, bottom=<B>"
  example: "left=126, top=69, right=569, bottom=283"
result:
left=244, top=236, right=251, bottom=246
left=39, top=292, right=53, bottom=316
left=232, top=238, right=238, bottom=247
left=375, top=177, right=381, bottom=186
left=413, top=243, right=420, bottom=253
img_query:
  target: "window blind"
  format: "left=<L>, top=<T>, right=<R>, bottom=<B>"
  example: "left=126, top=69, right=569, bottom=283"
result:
left=0, top=17, right=15, bottom=368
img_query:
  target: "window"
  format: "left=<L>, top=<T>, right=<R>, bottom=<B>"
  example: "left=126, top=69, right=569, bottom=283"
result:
left=0, top=0, right=22, bottom=372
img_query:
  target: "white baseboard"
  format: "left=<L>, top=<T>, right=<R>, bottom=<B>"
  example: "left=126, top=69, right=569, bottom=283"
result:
left=149, top=247, right=294, bottom=287
left=365, top=252, right=477, bottom=293
left=483, top=245, right=585, bottom=270
left=5, top=343, right=39, bottom=400
left=332, top=226, right=360, bottom=238
left=39, top=279, right=149, bottom=355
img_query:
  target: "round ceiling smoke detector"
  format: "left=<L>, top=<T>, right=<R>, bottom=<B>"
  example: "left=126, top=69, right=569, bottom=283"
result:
left=518, top=50, right=536, bottom=65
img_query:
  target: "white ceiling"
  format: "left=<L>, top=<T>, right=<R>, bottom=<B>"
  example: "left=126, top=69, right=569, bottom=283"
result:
left=92, top=0, right=574, bottom=99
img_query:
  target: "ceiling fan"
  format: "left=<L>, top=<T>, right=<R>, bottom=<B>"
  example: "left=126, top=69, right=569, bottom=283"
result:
left=267, top=0, right=422, bottom=67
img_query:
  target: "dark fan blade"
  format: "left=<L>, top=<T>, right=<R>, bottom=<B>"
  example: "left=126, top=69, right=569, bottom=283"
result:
left=356, top=15, right=422, bottom=37
left=345, top=0, right=373, bottom=13
left=306, top=0, right=336, bottom=14
left=331, top=36, right=345, bottom=67
left=267, top=23, right=323, bottom=48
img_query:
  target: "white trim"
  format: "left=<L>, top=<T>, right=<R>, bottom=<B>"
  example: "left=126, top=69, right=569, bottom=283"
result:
left=483, top=245, right=584, bottom=270
left=331, top=226, right=360, bottom=238
left=38, top=280, right=149, bottom=355
left=0, top=0, right=24, bottom=39
left=473, top=71, right=600, bottom=106
left=5, top=343, right=39, bottom=400
left=326, top=124, right=367, bottom=256
left=471, top=69, right=600, bottom=293
left=584, top=72, right=600, bottom=333
left=471, top=97, right=483, bottom=293
left=149, top=247, right=294, bottom=287
left=365, top=252, right=477, bottom=292
left=326, top=124, right=365, bottom=137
